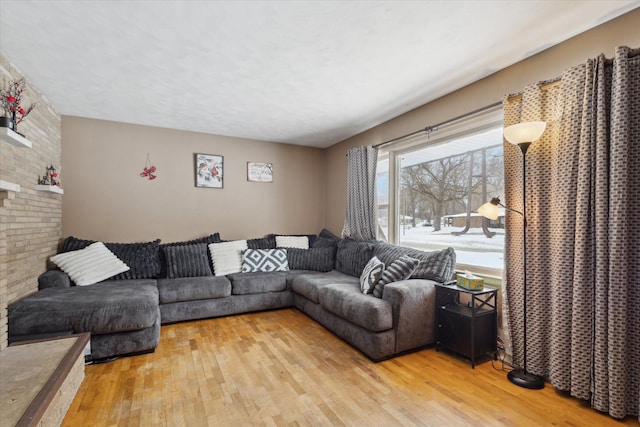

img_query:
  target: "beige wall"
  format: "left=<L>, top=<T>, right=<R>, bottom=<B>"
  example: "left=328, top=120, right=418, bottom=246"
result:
left=0, top=53, right=62, bottom=351
left=324, top=8, right=640, bottom=234
left=61, top=117, right=326, bottom=242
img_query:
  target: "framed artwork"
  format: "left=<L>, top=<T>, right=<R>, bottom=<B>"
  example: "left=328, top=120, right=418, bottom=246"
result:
left=247, top=162, right=273, bottom=183
left=195, top=153, right=224, bottom=188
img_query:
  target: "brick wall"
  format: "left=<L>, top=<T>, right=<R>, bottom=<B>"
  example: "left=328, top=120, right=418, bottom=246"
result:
left=0, top=53, right=61, bottom=351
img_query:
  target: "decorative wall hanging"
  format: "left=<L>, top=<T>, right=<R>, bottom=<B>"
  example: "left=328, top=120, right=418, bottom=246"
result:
left=0, top=78, right=37, bottom=135
left=247, top=162, right=273, bottom=183
left=195, top=153, right=223, bottom=188
left=140, top=153, right=157, bottom=180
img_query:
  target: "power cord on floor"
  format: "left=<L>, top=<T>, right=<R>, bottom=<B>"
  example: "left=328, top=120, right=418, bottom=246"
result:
left=492, top=338, right=515, bottom=372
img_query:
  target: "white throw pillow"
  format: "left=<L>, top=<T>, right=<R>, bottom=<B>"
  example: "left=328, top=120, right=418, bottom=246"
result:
left=50, top=242, right=130, bottom=286
left=208, top=240, right=248, bottom=276
left=275, top=235, right=309, bottom=249
left=360, top=256, right=385, bottom=294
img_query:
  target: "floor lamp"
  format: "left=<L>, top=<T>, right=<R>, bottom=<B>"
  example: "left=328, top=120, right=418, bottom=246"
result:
left=478, top=121, right=546, bottom=390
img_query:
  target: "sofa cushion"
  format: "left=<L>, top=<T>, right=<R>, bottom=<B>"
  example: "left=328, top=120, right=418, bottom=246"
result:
left=360, top=256, right=385, bottom=294
left=50, top=242, right=130, bottom=286
left=227, top=272, right=287, bottom=295
left=247, top=237, right=276, bottom=249
left=8, top=280, right=159, bottom=336
left=335, top=238, right=377, bottom=277
left=286, top=247, right=335, bottom=272
left=411, top=247, right=456, bottom=282
left=373, top=255, right=420, bottom=298
left=209, top=240, right=248, bottom=276
left=318, top=283, right=393, bottom=332
left=241, top=249, right=289, bottom=272
left=159, top=233, right=221, bottom=277
left=61, top=236, right=162, bottom=280
left=284, top=270, right=323, bottom=288
left=312, top=235, right=340, bottom=250
left=160, top=233, right=221, bottom=247
left=163, top=243, right=213, bottom=278
left=318, top=228, right=340, bottom=239
left=157, top=276, right=231, bottom=304
left=291, top=270, right=358, bottom=303
left=374, top=243, right=456, bottom=283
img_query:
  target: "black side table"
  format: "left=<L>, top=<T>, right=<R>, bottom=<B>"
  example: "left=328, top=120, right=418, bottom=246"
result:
left=435, top=282, right=497, bottom=368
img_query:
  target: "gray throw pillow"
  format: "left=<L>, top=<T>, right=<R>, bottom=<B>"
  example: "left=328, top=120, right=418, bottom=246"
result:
left=335, top=238, right=377, bottom=278
left=287, top=247, right=335, bottom=272
left=159, top=233, right=221, bottom=277
left=163, top=243, right=213, bottom=278
left=373, top=255, right=420, bottom=298
left=374, top=243, right=456, bottom=283
left=247, top=237, right=276, bottom=249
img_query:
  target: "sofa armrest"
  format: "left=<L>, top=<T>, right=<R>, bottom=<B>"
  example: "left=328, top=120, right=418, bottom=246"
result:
left=38, top=270, right=72, bottom=290
left=382, top=279, right=438, bottom=354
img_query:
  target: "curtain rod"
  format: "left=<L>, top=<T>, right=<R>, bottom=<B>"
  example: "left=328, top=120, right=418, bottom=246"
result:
left=506, top=77, right=562, bottom=103
left=373, top=47, right=640, bottom=151
left=373, top=100, right=502, bottom=149
left=372, top=72, right=570, bottom=150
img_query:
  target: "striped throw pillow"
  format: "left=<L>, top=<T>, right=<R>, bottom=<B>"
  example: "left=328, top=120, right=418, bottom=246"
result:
left=209, top=240, right=248, bottom=276
left=373, top=255, right=420, bottom=298
left=163, top=243, right=213, bottom=278
left=50, top=242, right=130, bottom=286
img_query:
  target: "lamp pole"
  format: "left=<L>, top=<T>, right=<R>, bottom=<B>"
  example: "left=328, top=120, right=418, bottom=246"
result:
left=477, top=121, right=546, bottom=390
left=506, top=140, right=544, bottom=389
left=519, top=142, right=531, bottom=376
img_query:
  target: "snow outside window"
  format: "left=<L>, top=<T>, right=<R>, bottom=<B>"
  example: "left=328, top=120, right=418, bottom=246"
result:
left=377, top=111, right=504, bottom=276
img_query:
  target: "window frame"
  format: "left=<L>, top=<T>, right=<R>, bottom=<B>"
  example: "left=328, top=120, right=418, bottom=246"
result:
left=378, top=106, right=504, bottom=278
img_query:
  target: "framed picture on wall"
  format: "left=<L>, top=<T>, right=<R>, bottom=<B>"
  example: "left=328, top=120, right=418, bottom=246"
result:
left=247, top=162, right=273, bottom=183
left=195, top=153, right=224, bottom=188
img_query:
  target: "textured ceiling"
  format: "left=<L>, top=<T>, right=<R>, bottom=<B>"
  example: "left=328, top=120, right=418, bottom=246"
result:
left=0, top=1, right=637, bottom=148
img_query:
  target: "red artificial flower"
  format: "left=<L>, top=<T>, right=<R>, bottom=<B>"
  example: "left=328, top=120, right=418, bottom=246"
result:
left=6, top=96, right=16, bottom=103
left=18, top=107, right=25, bottom=114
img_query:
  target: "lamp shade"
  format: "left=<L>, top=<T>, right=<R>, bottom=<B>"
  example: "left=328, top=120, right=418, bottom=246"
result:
left=504, top=121, right=546, bottom=145
left=478, top=201, right=499, bottom=220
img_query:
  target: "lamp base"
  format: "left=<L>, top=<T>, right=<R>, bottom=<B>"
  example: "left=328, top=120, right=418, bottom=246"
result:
left=508, top=369, right=544, bottom=390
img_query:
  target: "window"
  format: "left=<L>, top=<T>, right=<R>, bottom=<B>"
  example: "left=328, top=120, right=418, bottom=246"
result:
left=377, top=108, right=504, bottom=276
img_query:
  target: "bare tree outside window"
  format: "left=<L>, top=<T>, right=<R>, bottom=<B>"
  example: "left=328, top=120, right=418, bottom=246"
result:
left=377, top=125, right=505, bottom=271
left=402, top=153, right=472, bottom=232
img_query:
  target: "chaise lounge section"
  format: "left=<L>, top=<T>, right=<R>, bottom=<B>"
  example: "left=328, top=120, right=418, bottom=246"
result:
left=9, top=276, right=160, bottom=360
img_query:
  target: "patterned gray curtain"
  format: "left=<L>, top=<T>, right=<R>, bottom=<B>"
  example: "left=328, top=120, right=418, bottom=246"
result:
left=503, top=46, right=639, bottom=419
left=343, top=145, right=378, bottom=240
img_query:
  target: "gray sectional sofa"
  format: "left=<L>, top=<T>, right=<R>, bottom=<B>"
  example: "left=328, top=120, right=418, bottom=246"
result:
left=8, top=230, right=456, bottom=362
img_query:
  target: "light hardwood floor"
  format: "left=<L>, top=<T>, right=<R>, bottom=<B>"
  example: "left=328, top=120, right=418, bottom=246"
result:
left=63, top=309, right=638, bottom=426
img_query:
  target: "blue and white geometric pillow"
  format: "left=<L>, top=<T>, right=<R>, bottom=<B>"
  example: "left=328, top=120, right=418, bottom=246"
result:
left=360, top=256, right=385, bottom=294
left=242, top=248, right=290, bottom=273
